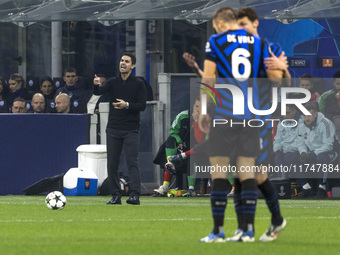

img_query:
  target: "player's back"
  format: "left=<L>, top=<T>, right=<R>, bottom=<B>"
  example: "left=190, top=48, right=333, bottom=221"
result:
left=205, top=29, right=269, bottom=120
left=206, top=29, right=266, bottom=82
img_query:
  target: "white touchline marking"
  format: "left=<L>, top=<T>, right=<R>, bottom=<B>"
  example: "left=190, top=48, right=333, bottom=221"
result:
left=1, top=216, right=340, bottom=223
left=0, top=218, right=204, bottom=223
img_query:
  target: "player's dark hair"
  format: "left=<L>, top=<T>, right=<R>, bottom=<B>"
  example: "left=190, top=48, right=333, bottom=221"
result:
left=121, top=52, right=136, bottom=65
left=213, top=7, right=237, bottom=23
left=304, top=101, right=319, bottom=112
left=237, top=7, right=258, bottom=22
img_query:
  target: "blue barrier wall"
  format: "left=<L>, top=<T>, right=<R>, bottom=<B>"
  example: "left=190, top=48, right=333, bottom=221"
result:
left=0, top=114, right=90, bottom=195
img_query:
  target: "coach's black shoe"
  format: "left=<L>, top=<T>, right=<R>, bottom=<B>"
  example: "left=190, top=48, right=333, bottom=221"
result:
left=106, top=196, right=122, bottom=205
left=298, top=188, right=313, bottom=199
left=316, top=188, right=327, bottom=199
left=126, top=195, right=140, bottom=205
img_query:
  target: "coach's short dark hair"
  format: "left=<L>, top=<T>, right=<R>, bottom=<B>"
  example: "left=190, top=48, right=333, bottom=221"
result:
left=213, top=7, right=237, bottom=23
left=237, top=7, right=258, bottom=22
left=122, top=52, right=136, bottom=65
left=304, top=101, right=319, bottom=112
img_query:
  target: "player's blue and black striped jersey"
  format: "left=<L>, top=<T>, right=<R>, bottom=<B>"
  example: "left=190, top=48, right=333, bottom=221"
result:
left=257, top=40, right=284, bottom=119
left=269, top=41, right=283, bottom=57
left=205, top=29, right=270, bottom=120
left=257, top=40, right=283, bottom=164
left=258, top=40, right=283, bottom=78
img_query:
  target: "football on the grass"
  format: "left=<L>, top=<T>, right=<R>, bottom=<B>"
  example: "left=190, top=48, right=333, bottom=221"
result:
left=45, top=191, right=67, bottom=210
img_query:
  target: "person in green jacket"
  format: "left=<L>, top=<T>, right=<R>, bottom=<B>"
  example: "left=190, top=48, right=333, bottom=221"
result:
left=319, top=70, right=340, bottom=113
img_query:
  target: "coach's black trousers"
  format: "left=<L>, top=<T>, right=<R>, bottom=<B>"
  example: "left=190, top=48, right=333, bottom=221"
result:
left=106, top=128, right=141, bottom=197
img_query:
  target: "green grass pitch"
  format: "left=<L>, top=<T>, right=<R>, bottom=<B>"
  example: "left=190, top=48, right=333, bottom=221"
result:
left=1, top=196, right=340, bottom=255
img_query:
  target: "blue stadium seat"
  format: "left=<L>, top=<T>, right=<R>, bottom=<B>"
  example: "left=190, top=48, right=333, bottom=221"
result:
left=46, top=99, right=57, bottom=113
left=0, top=99, right=10, bottom=113
left=70, top=99, right=87, bottom=114
left=26, top=77, right=40, bottom=92
left=25, top=100, right=32, bottom=111
left=53, top=77, right=64, bottom=90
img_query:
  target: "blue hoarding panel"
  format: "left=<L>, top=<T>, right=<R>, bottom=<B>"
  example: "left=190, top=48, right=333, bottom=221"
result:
left=0, top=114, right=90, bottom=195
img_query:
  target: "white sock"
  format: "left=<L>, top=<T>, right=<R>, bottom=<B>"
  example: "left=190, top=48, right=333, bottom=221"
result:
left=189, top=186, right=195, bottom=190
left=163, top=183, right=169, bottom=189
left=319, top=184, right=326, bottom=190
left=303, top=183, right=312, bottom=190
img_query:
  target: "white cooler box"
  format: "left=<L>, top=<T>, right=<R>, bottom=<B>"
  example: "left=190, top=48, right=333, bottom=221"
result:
left=63, top=168, right=98, bottom=196
left=76, top=144, right=107, bottom=188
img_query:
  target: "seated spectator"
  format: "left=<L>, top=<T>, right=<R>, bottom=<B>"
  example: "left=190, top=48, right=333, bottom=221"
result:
left=295, top=74, right=320, bottom=102
left=319, top=70, right=340, bottom=113
left=273, top=105, right=302, bottom=175
left=12, top=97, right=27, bottom=113
left=323, top=73, right=340, bottom=121
left=55, top=93, right=71, bottom=114
left=30, top=93, right=46, bottom=113
left=0, top=76, right=11, bottom=113
left=296, top=101, right=338, bottom=199
left=40, top=76, right=55, bottom=100
left=8, top=73, right=32, bottom=104
left=54, top=67, right=90, bottom=113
